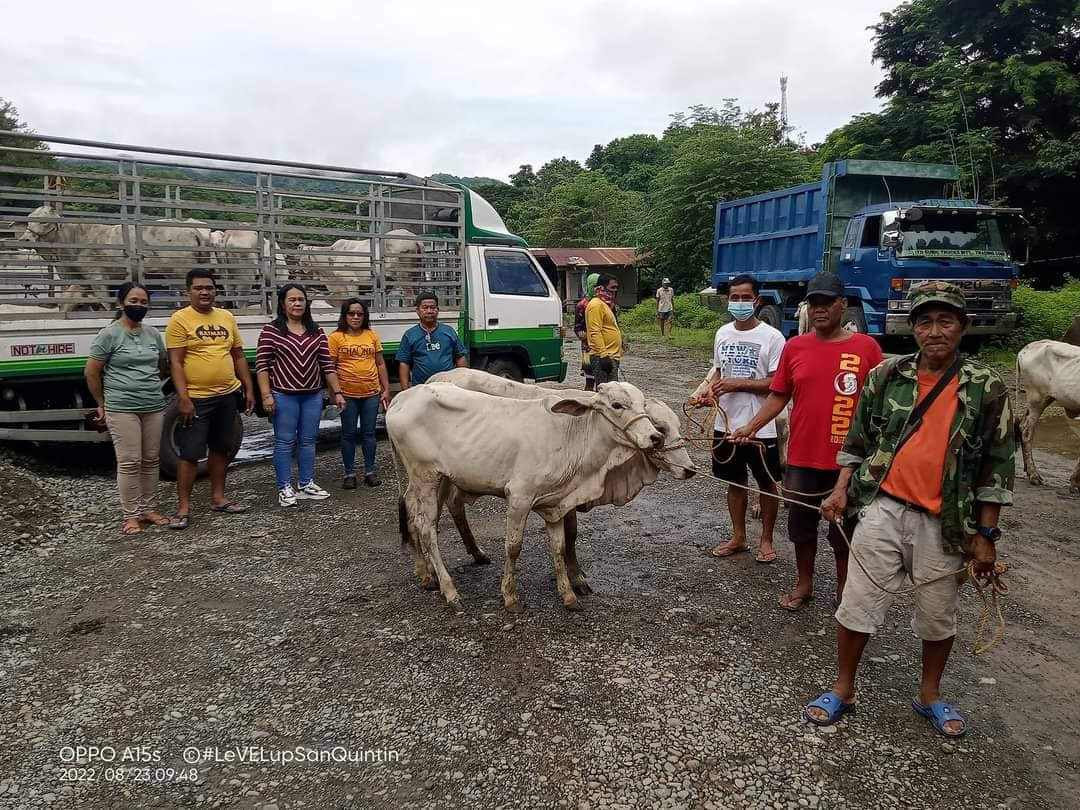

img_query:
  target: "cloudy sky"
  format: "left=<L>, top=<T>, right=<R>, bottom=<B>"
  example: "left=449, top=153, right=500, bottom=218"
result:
left=2, top=0, right=895, bottom=180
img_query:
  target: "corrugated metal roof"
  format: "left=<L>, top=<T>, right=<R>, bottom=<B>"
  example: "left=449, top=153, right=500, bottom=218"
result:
left=530, top=247, right=647, bottom=267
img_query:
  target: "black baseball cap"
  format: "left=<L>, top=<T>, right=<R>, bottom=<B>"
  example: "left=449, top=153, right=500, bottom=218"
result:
left=805, top=272, right=845, bottom=300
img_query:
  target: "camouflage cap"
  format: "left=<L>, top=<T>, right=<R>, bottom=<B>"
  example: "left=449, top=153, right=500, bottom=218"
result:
left=907, top=280, right=967, bottom=320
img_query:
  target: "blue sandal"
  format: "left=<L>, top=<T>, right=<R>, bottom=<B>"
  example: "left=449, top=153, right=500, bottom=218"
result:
left=912, top=699, right=967, bottom=738
left=804, top=691, right=855, bottom=726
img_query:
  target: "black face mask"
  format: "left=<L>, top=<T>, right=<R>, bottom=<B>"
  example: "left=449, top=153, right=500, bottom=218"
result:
left=123, top=305, right=148, bottom=322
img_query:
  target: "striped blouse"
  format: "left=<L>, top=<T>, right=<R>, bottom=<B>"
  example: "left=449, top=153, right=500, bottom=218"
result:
left=255, top=325, right=335, bottom=394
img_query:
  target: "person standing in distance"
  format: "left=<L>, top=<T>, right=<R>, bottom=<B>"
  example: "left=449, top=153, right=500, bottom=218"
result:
left=574, top=272, right=600, bottom=391
left=655, top=277, right=675, bottom=337
left=691, top=274, right=785, bottom=563
left=397, top=291, right=467, bottom=389
left=165, top=268, right=256, bottom=529
left=587, top=274, right=623, bottom=386
left=732, top=272, right=883, bottom=610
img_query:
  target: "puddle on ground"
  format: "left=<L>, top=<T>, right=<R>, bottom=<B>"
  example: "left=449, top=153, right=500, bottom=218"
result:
left=1029, top=412, right=1080, bottom=458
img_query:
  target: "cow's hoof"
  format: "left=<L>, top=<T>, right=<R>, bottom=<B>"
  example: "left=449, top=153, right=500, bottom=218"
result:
left=505, top=600, right=525, bottom=614
left=1028, top=474, right=1045, bottom=487
left=563, top=598, right=584, bottom=612
left=447, top=596, right=464, bottom=612
left=472, top=553, right=492, bottom=565
left=421, top=578, right=440, bottom=591
left=571, top=579, right=593, bottom=596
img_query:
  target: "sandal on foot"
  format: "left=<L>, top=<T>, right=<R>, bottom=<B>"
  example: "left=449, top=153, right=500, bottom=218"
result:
left=778, top=592, right=814, bottom=612
left=209, top=502, right=247, bottom=514
left=167, top=514, right=190, bottom=530
left=756, top=550, right=777, bottom=563
left=122, top=520, right=143, bottom=535
left=712, top=543, right=750, bottom=558
left=912, top=699, right=966, bottom=738
left=140, top=512, right=171, bottom=527
left=805, top=691, right=855, bottom=726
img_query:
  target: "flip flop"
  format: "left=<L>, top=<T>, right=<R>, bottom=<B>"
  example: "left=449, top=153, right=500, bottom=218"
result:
left=912, top=699, right=967, bottom=738
left=756, top=551, right=777, bottom=564
left=805, top=691, right=856, bottom=726
left=122, top=522, right=143, bottom=535
left=209, top=502, right=248, bottom=514
left=712, top=544, right=750, bottom=558
left=140, top=513, right=171, bottom=527
left=167, top=514, right=190, bottom=530
left=778, top=592, right=814, bottom=612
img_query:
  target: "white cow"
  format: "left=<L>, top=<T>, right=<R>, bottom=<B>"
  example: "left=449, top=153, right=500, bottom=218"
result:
left=427, top=368, right=697, bottom=595
left=295, top=229, right=424, bottom=303
left=387, top=381, right=665, bottom=612
left=209, top=229, right=288, bottom=308
left=1016, top=339, right=1080, bottom=493
left=19, top=205, right=212, bottom=311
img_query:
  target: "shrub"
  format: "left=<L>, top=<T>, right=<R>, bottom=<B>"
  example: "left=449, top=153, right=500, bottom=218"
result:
left=1005, top=279, right=1080, bottom=349
left=620, top=293, right=723, bottom=331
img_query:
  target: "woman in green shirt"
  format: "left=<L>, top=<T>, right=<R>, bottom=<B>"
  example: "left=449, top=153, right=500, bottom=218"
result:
left=85, top=283, right=170, bottom=535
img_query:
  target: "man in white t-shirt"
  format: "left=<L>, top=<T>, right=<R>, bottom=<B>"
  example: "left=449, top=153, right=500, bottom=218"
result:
left=691, top=274, right=786, bottom=562
left=655, top=278, right=675, bottom=336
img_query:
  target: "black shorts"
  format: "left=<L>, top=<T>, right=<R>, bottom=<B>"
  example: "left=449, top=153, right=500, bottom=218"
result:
left=784, top=465, right=848, bottom=555
left=712, top=430, right=781, bottom=487
left=176, top=391, right=241, bottom=462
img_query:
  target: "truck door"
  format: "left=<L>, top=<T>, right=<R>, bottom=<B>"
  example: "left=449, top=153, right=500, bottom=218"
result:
left=479, top=247, right=561, bottom=332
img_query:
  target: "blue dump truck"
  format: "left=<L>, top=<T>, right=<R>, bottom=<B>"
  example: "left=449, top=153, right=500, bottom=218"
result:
left=710, top=160, right=1028, bottom=338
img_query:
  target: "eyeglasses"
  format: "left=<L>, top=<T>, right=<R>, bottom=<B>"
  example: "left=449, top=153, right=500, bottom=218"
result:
left=346, top=311, right=364, bottom=317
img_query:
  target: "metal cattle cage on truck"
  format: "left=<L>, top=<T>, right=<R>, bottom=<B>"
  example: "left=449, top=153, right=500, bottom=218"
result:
left=708, top=159, right=1027, bottom=339
left=0, top=132, right=566, bottom=478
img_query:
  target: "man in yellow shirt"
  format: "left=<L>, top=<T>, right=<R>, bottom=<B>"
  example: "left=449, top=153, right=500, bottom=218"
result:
left=165, top=268, right=256, bottom=528
left=585, top=273, right=623, bottom=385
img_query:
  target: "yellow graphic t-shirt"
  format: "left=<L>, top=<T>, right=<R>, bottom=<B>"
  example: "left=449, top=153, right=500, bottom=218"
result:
left=327, top=329, right=384, bottom=398
left=165, top=306, right=243, bottom=398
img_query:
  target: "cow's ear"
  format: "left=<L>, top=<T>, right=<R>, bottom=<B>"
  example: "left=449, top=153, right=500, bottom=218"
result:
left=549, top=395, right=593, bottom=416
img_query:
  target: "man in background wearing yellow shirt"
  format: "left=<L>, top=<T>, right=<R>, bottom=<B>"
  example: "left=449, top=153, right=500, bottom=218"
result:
left=165, top=268, right=256, bottom=529
left=586, top=274, right=623, bottom=386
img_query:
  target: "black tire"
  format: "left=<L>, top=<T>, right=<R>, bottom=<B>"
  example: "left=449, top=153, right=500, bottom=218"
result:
left=842, top=305, right=868, bottom=334
left=757, top=304, right=783, bottom=330
left=485, top=357, right=525, bottom=382
left=158, top=397, right=244, bottom=481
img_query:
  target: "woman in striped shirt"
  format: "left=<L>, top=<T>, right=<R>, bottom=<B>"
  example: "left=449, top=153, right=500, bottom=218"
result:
left=256, top=284, right=346, bottom=507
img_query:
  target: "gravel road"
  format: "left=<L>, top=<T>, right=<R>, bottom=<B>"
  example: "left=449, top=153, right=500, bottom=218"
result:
left=1, top=339, right=1078, bottom=810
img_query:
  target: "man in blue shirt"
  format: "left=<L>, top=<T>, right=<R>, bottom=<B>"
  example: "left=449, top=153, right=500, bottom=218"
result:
left=397, top=290, right=467, bottom=388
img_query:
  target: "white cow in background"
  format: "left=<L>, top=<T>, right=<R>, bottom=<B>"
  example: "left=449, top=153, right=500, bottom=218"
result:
left=1016, top=339, right=1080, bottom=493
left=388, top=380, right=666, bottom=612
left=295, top=229, right=424, bottom=304
left=209, top=229, right=288, bottom=307
left=19, top=204, right=213, bottom=312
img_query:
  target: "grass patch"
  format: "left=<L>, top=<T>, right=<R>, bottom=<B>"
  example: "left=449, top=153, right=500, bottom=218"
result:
left=626, top=327, right=717, bottom=362
left=620, top=294, right=724, bottom=363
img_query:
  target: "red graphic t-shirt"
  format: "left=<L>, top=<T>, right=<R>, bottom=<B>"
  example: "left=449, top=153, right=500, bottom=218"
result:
left=770, top=332, right=884, bottom=470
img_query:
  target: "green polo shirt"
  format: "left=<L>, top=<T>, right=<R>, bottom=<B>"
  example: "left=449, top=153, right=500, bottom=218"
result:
left=88, top=320, right=167, bottom=412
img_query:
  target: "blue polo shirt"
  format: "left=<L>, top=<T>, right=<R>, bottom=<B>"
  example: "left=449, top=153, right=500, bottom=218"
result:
left=396, top=323, right=466, bottom=385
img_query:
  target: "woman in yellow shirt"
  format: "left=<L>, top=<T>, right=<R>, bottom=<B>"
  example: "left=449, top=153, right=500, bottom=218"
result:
left=327, top=299, right=391, bottom=489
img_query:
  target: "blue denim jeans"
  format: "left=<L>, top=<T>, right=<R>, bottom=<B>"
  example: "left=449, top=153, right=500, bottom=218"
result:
left=272, top=390, right=324, bottom=489
left=340, top=394, right=380, bottom=475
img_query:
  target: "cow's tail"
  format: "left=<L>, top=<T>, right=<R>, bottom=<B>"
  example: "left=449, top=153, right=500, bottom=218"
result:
left=398, top=496, right=411, bottom=548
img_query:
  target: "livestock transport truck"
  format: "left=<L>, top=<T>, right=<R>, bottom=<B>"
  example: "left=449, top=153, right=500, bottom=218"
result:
left=0, top=133, right=567, bottom=477
left=707, top=160, right=1029, bottom=338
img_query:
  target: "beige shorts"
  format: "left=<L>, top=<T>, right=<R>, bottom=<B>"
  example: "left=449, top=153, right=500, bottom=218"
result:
left=835, top=495, right=965, bottom=641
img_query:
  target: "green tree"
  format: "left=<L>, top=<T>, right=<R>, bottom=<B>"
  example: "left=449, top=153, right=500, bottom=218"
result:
left=518, top=172, right=644, bottom=247
left=534, top=157, right=585, bottom=191
left=0, top=99, right=55, bottom=205
left=586, top=134, right=670, bottom=193
left=822, top=0, right=1080, bottom=256
left=509, top=164, right=537, bottom=188
left=641, top=124, right=818, bottom=291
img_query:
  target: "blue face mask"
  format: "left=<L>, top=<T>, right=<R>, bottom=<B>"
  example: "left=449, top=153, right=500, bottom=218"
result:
left=728, top=301, right=756, bottom=322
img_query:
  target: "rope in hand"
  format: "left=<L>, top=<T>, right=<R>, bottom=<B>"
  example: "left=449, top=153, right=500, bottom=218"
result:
left=674, top=397, right=1009, bottom=655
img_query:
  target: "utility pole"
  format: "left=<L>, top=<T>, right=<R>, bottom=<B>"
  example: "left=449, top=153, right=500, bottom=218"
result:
left=779, top=75, right=789, bottom=141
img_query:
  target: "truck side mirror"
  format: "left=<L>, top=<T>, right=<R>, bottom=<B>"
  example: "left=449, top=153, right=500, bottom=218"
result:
left=881, top=229, right=901, bottom=249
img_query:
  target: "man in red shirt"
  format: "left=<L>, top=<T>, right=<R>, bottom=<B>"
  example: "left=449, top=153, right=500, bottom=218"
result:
left=732, top=272, right=883, bottom=610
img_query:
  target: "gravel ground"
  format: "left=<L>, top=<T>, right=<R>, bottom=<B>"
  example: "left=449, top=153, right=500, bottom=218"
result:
left=1, top=339, right=1079, bottom=810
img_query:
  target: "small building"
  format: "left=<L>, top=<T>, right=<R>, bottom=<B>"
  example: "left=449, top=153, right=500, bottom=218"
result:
left=530, top=247, right=648, bottom=310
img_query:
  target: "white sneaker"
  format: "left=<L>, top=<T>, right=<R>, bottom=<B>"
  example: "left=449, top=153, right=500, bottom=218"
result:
left=295, top=481, right=330, bottom=500
left=278, top=484, right=297, bottom=507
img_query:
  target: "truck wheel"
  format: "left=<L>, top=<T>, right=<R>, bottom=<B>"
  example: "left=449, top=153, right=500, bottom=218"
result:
left=757, top=304, right=783, bottom=330
left=842, top=306, right=868, bottom=334
left=486, top=357, right=525, bottom=382
left=158, top=398, right=244, bottom=481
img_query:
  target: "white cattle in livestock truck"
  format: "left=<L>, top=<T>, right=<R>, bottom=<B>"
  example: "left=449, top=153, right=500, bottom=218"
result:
left=1016, top=339, right=1080, bottom=493
left=19, top=204, right=212, bottom=311
left=427, top=367, right=697, bottom=596
left=387, top=380, right=664, bottom=612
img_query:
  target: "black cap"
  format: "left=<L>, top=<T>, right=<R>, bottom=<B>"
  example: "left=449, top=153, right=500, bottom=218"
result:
left=805, top=272, right=845, bottom=300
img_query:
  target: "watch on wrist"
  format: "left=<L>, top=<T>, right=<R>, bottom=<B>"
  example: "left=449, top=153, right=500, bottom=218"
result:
left=976, top=525, right=1001, bottom=543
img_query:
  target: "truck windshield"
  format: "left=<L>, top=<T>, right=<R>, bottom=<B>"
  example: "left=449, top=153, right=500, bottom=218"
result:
left=886, top=211, right=1010, bottom=260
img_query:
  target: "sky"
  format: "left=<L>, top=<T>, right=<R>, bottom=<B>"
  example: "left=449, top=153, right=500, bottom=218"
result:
left=1, top=0, right=895, bottom=180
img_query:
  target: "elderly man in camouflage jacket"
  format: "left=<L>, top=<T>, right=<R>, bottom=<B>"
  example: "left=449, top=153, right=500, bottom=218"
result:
left=806, top=281, right=1015, bottom=738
